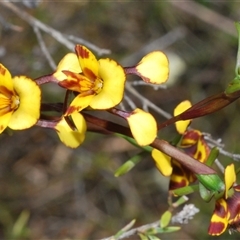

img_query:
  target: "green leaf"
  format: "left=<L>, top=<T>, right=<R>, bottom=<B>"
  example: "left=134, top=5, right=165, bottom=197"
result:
left=145, top=226, right=180, bottom=234
left=10, top=210, right=30, bottom=239
left=162, top=226, right=181, bottom=233
left=225, top=77, right=240, bottom=95
left=138, top=233, right=149, bottom=240
left=171, top=185, right=198, bottom=196
left=160, top=211, right=172, bottom=228
left=148, top=235, right=161, bottom=240
left=114, top=154, right=142, bottom=177
left=196, top=174, right=224, bottom=192
left=205, top=147, right=219, bottom=167
left=199, top=182, right=215, bottom=202
left=114, top=219, right=136, bottom=239
left=115, top=133, right=152, bottom=152
left=172, top=195, right=190, bottom=207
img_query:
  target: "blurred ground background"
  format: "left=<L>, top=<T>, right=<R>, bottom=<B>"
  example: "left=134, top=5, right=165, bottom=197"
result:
left=0, top=1, right=240, bottom=239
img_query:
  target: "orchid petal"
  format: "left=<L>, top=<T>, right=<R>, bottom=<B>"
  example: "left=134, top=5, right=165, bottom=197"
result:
left=136, top=51, right=169, bottom=84
left=66, top=94, right=93, bottom=115
left=8, top=76, right=41, bottom=130
left=0, top=64, right=13, bottom=91
left=55, top=112, right=86, bottom=148
left=152, top=148, right=172, bottom=176
left=54, top=53, right=81, bottom=81
left=75, top=45, right=99, bottom=80
left=224, top=164, right=236, bottom=199
left=174, top=100, right=192, bottom=134
left=0, top=111, right=12, bottom=133
left=126, top=108, right=157, bottom=146
left=208, top=199, right=229, bottom=236
left=90, top=58, right=126, bottom=109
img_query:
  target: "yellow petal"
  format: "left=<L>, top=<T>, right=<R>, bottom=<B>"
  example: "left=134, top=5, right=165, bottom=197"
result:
left=8, top=76, right=41, bottom=130
left=136, top=51, right=169, bottom=84
left=66, top=94, right=93, bottom=115
left=0, top=111, right=12, bottom=133
left=0, top=64, right=13, bottom=91
left=174, top=100, right=192, bottom=134
left=54, top=53, right=81, bottom=81
left=90, top=58, right=126, bottom=109
left=55, top=112, right=86, bottom=148
left=75, top=45, right=99, bottom=80
left=152, top=148, right=172, bottom=176
left=224, top=164, right=236, bottom=198
left=126, top=108, right=157, bottom=146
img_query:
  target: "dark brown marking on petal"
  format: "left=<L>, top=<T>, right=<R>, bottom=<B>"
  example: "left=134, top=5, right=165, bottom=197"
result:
left=0, top=106, right=11, bottom=116
left=84, top=67, right=97, bottom=81
left=65, top=105, right=77, bottom=116
left=0, top=86, right=13, bottom=98
left=197, top=151, right=202, bottom=160
left=215, top=201, right=228, bottom=218
left=59, top=71, right=88, bottom=92
left=226, top=191, right=240, bottom=220
left=0, top=65, right=6, bottom=76
left=75, top=45, right=89, bottom=59
left=59, top=80, right=81, bottom=92
left=169, top=178, right=188, bottom=190
left=208, top=221, right=226, bottom=235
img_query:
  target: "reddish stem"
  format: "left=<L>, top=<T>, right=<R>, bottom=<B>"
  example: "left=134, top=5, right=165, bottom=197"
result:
left=35, top=74, right=58, bottom=85
left=84, top=113, right=216, bottom=175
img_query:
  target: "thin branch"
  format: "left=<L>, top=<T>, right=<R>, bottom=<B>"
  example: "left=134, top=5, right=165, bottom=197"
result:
left=33, top=26, right=56, bottom=70
left=0, top=1, right=75, bottom=50
left=125, top=81, right=172, bottom=119
left=121, top=26, right=187, bottom=66
left=0, top=14, right=22, bottom=31
left=0, top=1, right=108, bottom=55
left=123, top=93, right=137, bottom=110
left=101, top=220, right=160, bottom=240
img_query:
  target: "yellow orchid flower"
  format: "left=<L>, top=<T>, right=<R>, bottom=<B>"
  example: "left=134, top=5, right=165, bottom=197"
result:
left=0, top=64, right=41, bottom=133
left=55, top=45, right=126, bottom=114
left=209, top=164, right=240, bottom=236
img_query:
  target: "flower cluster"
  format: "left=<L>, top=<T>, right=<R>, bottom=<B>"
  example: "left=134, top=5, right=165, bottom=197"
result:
left=2, top=43, right=240, bottom=238
left=0, top=44, right=169, bottom=149
left=152, top=100, right=210, bottom=190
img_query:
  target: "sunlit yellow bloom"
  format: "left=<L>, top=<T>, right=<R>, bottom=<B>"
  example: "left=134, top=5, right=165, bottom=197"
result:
left=134, top=51, right=169, bottom=84
left=126, top=108, right=157, bottom=146
left=174, top=100, right=192, bottom=134
left=54, top=112, right=87, bottom=148
left=209, top=164, right=240, bottom=236
left=56, top=45, right=126, bottom=114
left=0, top=64, right=41, bottom=133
